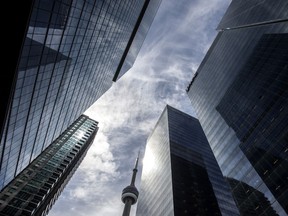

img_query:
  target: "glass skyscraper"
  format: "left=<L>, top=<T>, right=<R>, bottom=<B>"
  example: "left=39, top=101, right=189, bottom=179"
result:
left=1, top=0, right=162, bottom=190
left=187, top=0, right=288, bottom=215
left=136, top=105, right=239, bottom=216
left=0, top=115, right=98, bottom=216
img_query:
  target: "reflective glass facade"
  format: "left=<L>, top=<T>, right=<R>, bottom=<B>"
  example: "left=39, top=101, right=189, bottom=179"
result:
left=216, top=0, right=288, bottom=30
left=1, top=0, right=161, bottom=190
left=136, top=106, right=239, bottom=216
left=187, top=1, right=288, bottom=215
left=137, top=107, right=174, bottom=216
left=226, top=178, right=279, bottom=216
left=0, top=115, right=98, bottom=216
left=114, top=0, right=162, bottom=80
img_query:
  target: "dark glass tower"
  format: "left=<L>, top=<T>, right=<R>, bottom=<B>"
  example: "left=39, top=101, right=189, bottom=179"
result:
left=0, top=0, right=162, bottom=190
left=136, top=105, right=239, bottom=216
left=187, top=0, right=288, bottom=214
left=0, top=115, right=98, bottom=216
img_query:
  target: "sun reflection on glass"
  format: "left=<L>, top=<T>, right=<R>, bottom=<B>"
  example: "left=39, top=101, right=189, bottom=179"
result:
left=75, top=131, right=85, bottom=140
left=142, top=146, right=156, bottom=175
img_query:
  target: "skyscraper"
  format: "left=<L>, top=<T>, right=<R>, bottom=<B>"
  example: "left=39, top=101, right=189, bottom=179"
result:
left=187, top=0, right=288, bottom=214
left=136, top=105, right=239, bottom=216
left=0, top=115, right=98, bottom=216
left=1, top=0, right=162, bottom=190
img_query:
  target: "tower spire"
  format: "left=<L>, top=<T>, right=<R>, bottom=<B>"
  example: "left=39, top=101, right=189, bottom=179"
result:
left=130, top=151, right=140, bottom=186
left=121, top=152, right=140, bottom=216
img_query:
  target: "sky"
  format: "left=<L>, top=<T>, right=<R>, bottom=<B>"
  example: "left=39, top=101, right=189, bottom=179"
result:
left=48, top=0, right=231, bottom=215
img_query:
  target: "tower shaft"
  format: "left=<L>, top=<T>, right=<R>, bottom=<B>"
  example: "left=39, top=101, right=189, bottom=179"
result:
left=122, top=199, right=133, bottom=216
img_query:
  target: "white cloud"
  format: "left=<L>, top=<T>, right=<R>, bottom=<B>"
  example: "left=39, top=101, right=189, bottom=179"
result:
left=71, top=187, right=88, bottom=199
left=48, top=1, right=231, bottom=215
left=48, top=131, right=123, bottom=216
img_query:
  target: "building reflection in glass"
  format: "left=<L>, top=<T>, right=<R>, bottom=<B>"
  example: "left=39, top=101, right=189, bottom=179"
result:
left=226, top=177, right=279, bottom=216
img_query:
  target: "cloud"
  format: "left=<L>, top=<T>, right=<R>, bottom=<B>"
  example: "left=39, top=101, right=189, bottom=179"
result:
left=48, top=131, right=122, bottom=216
left=48, top=1, right=231, bottom=215
left=71, top=187, right=88, bottom=199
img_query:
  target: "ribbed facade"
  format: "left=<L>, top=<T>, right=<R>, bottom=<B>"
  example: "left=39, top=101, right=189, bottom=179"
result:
left=0, top=0, right=161, bottom=190
left=0, top=115, right=98, bottom=216
left=136, top=106, right=239, bottom=216
left=187, top=1, right=288, bottom=215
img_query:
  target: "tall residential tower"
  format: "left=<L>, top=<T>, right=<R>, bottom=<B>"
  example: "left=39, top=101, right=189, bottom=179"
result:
left=187, top=0, right=288, bottom=214
left=0, top=115, right=98, bottom=216
left=136, top=105, right=239, bottom=216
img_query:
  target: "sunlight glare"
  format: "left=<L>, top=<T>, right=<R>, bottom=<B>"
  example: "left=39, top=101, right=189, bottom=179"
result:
left=142, top=146, right=156, bottom=174
left=75, top=130, right=85, bottom=140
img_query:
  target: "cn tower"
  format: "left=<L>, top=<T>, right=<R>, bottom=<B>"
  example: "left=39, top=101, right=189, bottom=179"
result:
left=121, top=153, right=140, bottom=216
